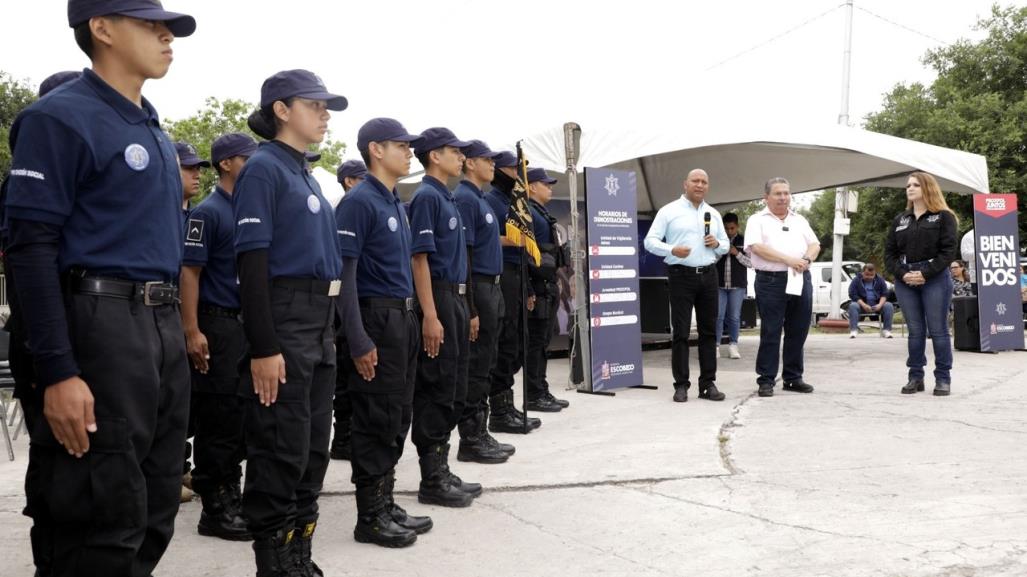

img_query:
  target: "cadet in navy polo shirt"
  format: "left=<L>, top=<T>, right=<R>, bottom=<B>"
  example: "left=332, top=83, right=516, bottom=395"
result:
left=336, top=117, right=432, bottom=547
left=485, top=151, right=542, bottom=433
left=453, top=140, right=516, bottom=465
left=232, top=69, right=345, bottom=574
left=524, top=168, right=571, bottom=412
left=329, top=158, right=366, bottom=462
left=180, top=132, right=257, bottom=542
left=175, top=140, right=210, bottom=214
left=3, top=2, right=196, bottom=575
left=408, top=127, right=481, bottom=508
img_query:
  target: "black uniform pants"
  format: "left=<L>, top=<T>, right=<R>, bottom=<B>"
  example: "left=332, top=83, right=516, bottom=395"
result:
left=347, top=301, right=418, bottom=488
left=333, top=330, right=352, bottom=438
left=489, top=263, right=525, bottom=399
left=668, top=265, right=719, bottom=390
left=241, top=286, right=336, bottom=539
left=460, top=279, right=503, bottom=424
left=190, top=311, right=247, bottom=497
left=24, top=294, right=190, bottom=577
left=413, top=285, right=469, bottom=455
left=526, top=292, right=558, bottom=399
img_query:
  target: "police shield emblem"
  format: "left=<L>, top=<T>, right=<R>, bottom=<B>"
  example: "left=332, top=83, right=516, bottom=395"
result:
left=306, top=194, right=321, bottom=214
left=124, top=144, right=150, bottom=171
left=388, top=216, right=399, bottom=232
left=448, top=216, right=458, bottom=230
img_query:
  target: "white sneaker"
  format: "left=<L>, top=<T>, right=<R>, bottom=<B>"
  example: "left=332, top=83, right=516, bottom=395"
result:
left=729, top=343, right=741, bottom=359
left=850, top=330, right=858, bottom=338
left=883, top=330, right=893, bottom=339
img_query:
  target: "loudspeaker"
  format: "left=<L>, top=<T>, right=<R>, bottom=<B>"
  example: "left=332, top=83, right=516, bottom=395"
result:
left=740, top=297, right=757, bottom=329
left=640, top=278, right=671, bottom=334
left=952, top=296, right=980, bottom=351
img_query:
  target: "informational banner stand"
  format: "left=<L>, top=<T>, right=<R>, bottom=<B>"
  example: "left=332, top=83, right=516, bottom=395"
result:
left=971, top=193, right=1025, bottom=352
left=576, top=168, right=647, bottom=394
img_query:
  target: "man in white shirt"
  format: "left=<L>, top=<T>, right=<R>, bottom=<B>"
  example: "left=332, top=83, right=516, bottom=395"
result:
left=744, top=177, right=821, bottom=397
left=644, top=169, right=729, bottom=403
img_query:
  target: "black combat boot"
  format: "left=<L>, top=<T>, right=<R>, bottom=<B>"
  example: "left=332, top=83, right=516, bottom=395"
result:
left=439, top=443, right=482, bottom=497
left=543, top=390, right=570, bottom=408
left=417, top=445, right=475, bottom=507
left=480, top=410, right=516, bottom=456
left=457, top=411, right=510, bottom=464
left=198, top=484, right=252, bottom=541
left=488, top=390, right=541, bottom=434
left=354, top=479, right=417, bottom=548
left=384, top=470, right=433, bottom=534
left=253, top=526, right=302, bottom=577
left=293, top=518, right=322, bottom=577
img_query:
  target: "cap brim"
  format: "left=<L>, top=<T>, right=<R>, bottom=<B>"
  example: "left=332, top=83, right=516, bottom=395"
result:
left=119, top=9, right=197, bottom=37
left=447, top=138, right=473, bottom=149
left=182, top=159, right=211, bottom=168
left=544, top=177, right=558, bottom=184
left=297, top=91, right=349, bottom=111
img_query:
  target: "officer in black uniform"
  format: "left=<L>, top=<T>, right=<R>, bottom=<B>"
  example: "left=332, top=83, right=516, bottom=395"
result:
left=329, top=159, right=367, bottom=462
left=234, top=69, right=346, bottom=576
left=409, top=127, right=482, bottom=508
left=181, top=132, right=258, bottom=542
left=485, top=152, right=542, bottom=434
left=336, top=117, right=432, bottom=547
left=524, top=168, right=571, bottom=412
left=453, top=140, right=516, bottom=464
left=4, top=3, right=195, bottom=575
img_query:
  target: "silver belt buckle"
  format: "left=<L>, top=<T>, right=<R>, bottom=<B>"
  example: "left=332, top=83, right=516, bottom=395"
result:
left=458, top=283, right=466, bottom=295
left=143, top=281, right=165, bottom=306
left=404, top=297, right=415, bottom=311
left=328, top=280, right=342, bottom=297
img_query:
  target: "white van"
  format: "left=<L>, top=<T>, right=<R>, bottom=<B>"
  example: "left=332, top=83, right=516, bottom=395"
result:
left=745, top=260, right=891, bottom=321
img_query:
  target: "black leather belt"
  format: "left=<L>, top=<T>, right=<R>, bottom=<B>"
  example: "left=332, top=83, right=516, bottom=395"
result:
left=432, top=280, right=467, bottom=295
left=756, top=270, right=789, bottom=277
left=71, top=276, right=179, bottom=306
left=359, top=297, right=415, bottom=311
left=669, top=264, right=713, bottom=275
left=273, top=277, right=341, bottom=296
left=198, top=303, right=241, bottom=318
left=473, top=274, right=501, bottom=285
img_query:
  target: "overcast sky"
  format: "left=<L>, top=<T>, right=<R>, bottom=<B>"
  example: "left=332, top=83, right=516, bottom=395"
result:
left=1, top=0, right=1014, bottom=162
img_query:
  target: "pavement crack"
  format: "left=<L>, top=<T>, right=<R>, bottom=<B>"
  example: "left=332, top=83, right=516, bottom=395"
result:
left=717, top=391, right=756, bottom=475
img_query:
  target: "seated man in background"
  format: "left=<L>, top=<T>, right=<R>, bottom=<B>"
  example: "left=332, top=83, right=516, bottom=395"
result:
left=847, top=263, right=893, bottom=339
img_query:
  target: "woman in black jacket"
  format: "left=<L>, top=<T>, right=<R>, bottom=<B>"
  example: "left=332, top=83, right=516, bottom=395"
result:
left=884, top=171, right=958, bottom=396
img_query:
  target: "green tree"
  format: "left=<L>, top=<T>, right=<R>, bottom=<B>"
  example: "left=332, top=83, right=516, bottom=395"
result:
left=864, top=4, right=1027, bottom=243
left=0, top=71, right=38, bottom=176
left=164, top=97, right=345, bottom=204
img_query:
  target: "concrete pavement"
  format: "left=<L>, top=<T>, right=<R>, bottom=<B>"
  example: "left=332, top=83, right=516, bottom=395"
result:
left=1, top=332, right=1026, bottom=576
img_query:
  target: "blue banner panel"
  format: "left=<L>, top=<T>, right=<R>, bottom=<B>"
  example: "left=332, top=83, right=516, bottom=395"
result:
left=972, top=193, right=1025, bottom=352
left=585, top=168, right=644, bottom=391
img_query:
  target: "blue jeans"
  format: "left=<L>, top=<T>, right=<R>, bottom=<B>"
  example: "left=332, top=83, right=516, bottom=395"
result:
left=717, top=287, right=746, bottom=344
left=754, top=271, right=812, bottom=387
left=893, top=267, right=953, bottom=383
left=847, top=301, right=894, bottom=331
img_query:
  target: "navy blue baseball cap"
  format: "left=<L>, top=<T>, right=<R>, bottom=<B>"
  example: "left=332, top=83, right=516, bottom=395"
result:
left=461, top=139, right=503, bottom=160
left=174, top=141, right=211, bottom=168
left=260, top=69, right=348, bottom=111
left=38, top=70, right=81, bottom=97
left=211, top=132, right=258, bottom=165
left=336, top=160, right=368, bottom=183
left=527, top=167, right=557, bottom=185
left=493, top=151, right=520, bottom=168
left=68, top=0, right=196, bottom=37
left=357, top=118, right=422, bottom=153
left=414, top=127, right=472, bottom=154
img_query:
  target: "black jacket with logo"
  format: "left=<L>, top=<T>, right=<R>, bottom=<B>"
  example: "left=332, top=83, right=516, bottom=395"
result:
left=883, top=209, right=958, bottom=282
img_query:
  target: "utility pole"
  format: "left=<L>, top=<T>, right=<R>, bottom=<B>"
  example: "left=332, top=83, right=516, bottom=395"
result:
left=828, top=0, right=854, bottom=320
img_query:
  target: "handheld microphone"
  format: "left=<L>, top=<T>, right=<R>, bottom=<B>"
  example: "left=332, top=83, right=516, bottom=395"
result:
left=704, top=212, right=711, bottom=236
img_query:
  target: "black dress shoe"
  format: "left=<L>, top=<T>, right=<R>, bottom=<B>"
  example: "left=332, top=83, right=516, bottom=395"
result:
left=933, top=381, right=951, bottom=396
left=757, top=385, right=774, bottom=397
left=698, top=384, right=725, bottom=401
left=525, top=395, right=563, bottom=412
left=901, top=378, right=925, bottom=394
left=782, top=380, right=814, bottom=393
left=672, top=387, right=688, bottom=403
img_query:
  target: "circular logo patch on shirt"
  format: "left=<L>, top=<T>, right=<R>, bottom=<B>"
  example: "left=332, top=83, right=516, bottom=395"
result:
left=449, top=216, right=458, bottom=230
left=124, top=144, right=149, bottom=171
left=388, top=216, right=399, bottom=232
left=485, top=212, right=494, bottom=225
left=306, top=194, right=321, bottom=214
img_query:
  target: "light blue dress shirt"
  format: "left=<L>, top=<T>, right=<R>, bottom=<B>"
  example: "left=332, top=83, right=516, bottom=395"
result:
left=644, top=196, right=729, bottom=266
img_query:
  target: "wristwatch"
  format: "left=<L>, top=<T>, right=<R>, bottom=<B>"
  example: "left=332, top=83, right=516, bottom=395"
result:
left=802, top=257, right=812, bottom=264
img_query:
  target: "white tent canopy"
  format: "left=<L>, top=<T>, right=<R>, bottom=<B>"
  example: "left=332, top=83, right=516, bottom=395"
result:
left=515, top=120, right=990, bottom=211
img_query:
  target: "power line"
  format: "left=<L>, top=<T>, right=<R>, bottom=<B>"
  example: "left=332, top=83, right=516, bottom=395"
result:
left=705, top=3, right=846, bottom=72
left=856, top=6, right=949, bottom=45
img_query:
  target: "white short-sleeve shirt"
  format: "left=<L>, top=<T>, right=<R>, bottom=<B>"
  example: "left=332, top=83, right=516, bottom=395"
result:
left=743, top=207, right=819, bottom=271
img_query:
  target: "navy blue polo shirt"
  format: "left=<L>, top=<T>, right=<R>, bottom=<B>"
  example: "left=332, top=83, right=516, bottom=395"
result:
left=336, top=174, right=413, bottom=299
left=183, top=187, right=240, bottom=309
left=5, top=69, right=183, bottom=281
left=486, top=187, right=522, bottom=266
left=455, top=180, right=502, bottom=276
left=409, top=176, right=467, bottom=283
left=530, top=202, right=552, bottom=245
left=233, top=142, right=342, bottom=280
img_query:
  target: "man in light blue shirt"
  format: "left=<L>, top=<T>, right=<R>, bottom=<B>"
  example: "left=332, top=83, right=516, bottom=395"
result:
left=644, top=169, right=729, bottom=403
